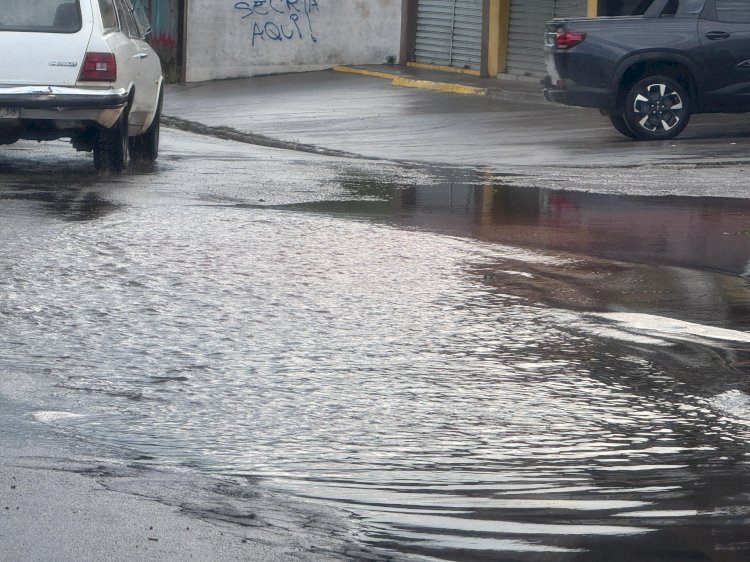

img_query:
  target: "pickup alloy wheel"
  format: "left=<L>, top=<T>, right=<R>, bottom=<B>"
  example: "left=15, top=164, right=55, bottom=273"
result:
left=624, top=75, right=690, bottom=141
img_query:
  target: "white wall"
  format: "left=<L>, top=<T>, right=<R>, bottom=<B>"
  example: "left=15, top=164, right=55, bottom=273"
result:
left=186, top=0, right=402, bottom=82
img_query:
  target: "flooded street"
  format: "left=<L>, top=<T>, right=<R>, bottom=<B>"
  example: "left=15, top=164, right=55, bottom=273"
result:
left=2, top=130, right=750, bottom=561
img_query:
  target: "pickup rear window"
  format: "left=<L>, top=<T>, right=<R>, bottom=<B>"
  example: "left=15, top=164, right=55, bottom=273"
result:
left=662, top=0, right=706, bottom=15
left=715, top=0, right=750, bottom=23
left=0, top=0, right=82, bottom=33
left=627, top=0, right=705, bottom=16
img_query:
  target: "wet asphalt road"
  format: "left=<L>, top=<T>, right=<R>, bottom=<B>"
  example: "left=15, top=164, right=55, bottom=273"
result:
left=166, top=70, right=750, bottom=197
left=1, top=129, right=750, bottom=561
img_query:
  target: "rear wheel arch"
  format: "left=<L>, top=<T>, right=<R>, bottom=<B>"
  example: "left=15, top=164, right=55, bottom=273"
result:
left=92, top=87, right=135, bottom=172
left=614, top=57, right=700, bottom=111
left=125, top=86, right=136, bottom=133
left=141, top=81, right=164, bottom=133
left=94, top=105, right=129, bottom=172
left=129, top=86, right=162, bottom=162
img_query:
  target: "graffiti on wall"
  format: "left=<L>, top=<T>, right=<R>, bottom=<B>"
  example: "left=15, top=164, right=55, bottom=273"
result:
left=234, top=0, right=320, bottom=46
left=148, top=0, right=178, bottom=48
left=146, top=0, right=181, bottom=81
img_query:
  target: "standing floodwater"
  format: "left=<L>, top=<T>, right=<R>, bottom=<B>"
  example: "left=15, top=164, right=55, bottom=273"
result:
left=1, top=134, right=750, bottom=561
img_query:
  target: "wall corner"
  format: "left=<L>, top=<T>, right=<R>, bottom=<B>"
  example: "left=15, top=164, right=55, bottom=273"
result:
left=400, top=0, right=418, bottom=65
left=487, top=0, right=510, bottom=76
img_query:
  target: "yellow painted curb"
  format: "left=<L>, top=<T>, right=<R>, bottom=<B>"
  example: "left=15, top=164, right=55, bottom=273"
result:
left=392, top=77, right=487, bottom=96
left=333, top=65, right=488, bottom=97
left=333, top=65, right=399, bottom=80
left=406, top=62, right=481, bottom=77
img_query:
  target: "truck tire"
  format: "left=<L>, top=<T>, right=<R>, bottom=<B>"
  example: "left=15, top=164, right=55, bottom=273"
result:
left=623, top=75, right=691, bottom=140
left=94, top=108, right=129, bottom=172
left=609, top=114, right=637, bottom=139
left=130, top=90, right=162, bottom=162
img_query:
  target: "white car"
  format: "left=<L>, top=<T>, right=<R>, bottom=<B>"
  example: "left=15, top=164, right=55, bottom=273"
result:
left=0, top=0, right=163, bottom=172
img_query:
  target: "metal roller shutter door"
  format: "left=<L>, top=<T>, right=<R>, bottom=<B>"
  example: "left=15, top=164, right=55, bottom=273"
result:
left=554, top=0, right=588, bottom=17
left=415, top=0, right=484, bottom=70
left=506, top=0, right=587, bottom=78
left=451, top=1, right=483, bottom=69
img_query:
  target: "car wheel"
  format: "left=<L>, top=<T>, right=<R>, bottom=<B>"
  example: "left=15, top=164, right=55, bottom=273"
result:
left=609, top=113, right=637, bottom=139
left=94, top=107, right=129, bottom=173
left=623, top=75, right=691, bottom=140
left=130, top=90, right=162, bottom=162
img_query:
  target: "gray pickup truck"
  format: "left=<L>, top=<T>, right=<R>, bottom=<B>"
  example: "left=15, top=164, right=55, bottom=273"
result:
left=543, top=0, right=750, bottom=140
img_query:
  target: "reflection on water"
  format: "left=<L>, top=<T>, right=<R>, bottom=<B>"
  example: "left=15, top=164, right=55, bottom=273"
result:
left=392, top=181, right=750, bottom=276
left=1, top=155, right=750, bottom=560
left=288, top=169, right=750, bottom=330
left=342, top=174, right=750, bottom=330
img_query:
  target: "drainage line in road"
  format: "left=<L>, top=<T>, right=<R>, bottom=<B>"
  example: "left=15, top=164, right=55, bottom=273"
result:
left=160, top=116, right=527, bottom=180
left=161, top=116, right=376, bottom=161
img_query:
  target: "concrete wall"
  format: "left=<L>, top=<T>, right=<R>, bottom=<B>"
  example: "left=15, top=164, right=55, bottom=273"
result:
left=185, top=0, right=402, bottom=82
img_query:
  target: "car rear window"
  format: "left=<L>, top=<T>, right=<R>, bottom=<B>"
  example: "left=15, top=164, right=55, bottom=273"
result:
left=99, top=0, right=119, bottom=30
left=0, top=0, right=82, bottom=33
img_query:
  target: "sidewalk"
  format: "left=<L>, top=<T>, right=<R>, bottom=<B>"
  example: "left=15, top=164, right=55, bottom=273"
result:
left=162, top=65, right=582, bottom=169
left=0, top=399, right=396, bottom=561
left=163, top=65, right=750, bottom=174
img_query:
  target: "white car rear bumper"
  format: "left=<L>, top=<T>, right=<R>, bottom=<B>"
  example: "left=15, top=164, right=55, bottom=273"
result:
left=0, top=86, right=129, bottom=127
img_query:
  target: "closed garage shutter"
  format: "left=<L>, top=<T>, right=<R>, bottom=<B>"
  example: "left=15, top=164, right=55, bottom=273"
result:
left=506, top=0, right=587, bottom=78
left=554, top=0, right=588, bottom=17
left=415, top=0, right=484, bottom=71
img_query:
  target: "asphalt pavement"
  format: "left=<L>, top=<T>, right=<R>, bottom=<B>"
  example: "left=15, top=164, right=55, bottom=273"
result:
left=1, top=394, right=390, bottom=562
left=0, top=132, right=414, bottom=562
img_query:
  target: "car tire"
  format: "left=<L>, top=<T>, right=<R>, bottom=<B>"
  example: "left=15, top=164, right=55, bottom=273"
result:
left=94, top=107, right=129, bottom=173
left=609, top=114, right=637, bottom=139
left=623, top=75, right=691, bottom=141
left=130, top=90, right=162, bottom=162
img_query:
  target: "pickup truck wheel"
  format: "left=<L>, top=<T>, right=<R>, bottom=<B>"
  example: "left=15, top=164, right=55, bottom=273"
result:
left=94, top=108, right=129, bottom=173
left=609, top=114, right=637, bottom=139
left=624, top=76, right=690, bottom=140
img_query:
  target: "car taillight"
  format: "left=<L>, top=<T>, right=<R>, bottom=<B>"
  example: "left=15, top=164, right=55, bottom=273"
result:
left=555, top=31, right=586, bottom=49
left=79, top=52, right=117, bottom=81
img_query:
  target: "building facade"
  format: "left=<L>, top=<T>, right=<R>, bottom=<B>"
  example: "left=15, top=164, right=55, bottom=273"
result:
left=149, top=1, right=635, bottom=83
left=145, top=0, right=184, bottom=82
left=400, top=0, right=622, bottom=80
left=181, top=0, right=402, bottom=82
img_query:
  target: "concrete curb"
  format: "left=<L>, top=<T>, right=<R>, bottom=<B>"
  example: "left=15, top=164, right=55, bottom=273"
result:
left=334, top=65, right=487, bottom=96
left=333, top=65, right=546, bottom=103
left=332, top=65, right=402, bottom=81
left=161, top=115, right=382, bottom=161
left=391, top=76, right=487, bottom=96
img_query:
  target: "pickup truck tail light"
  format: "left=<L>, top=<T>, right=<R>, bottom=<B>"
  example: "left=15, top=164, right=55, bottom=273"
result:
left=555, top=31, right=586, bottom=49
left=79, top=52, right=117, bottom=81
